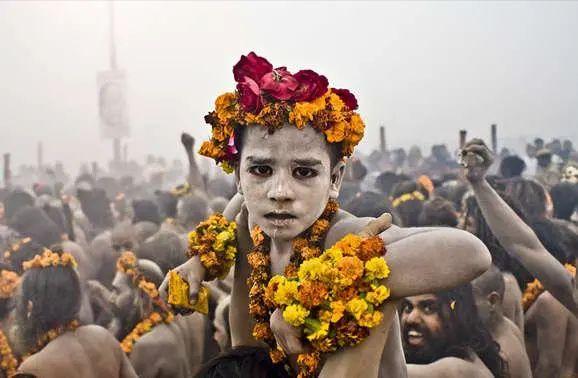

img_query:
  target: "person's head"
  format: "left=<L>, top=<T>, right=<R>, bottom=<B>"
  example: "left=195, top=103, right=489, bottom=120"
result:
left=343, top=191, right=390, bottom=218
left=76, top=188, right=114, bottom=229
left=136, top=230, right=185, bottom=275
left=199, top=52, right=364, bottom=241
left=391, top=181, right=426, bottom=227
left=4, top=238, right=45, bottom=275
left=536, top=149, right=552, bottom=168
left=499, top=155, right=526, bottom=179
left=375, top=171, right=403, bottom=197
left=154, top=190, right=179, bottom=219
left=132, top=199, right=161, bottom=226
left=504, top=178, right=548, bottom=220
left=8, top=206, right=61, bottom=248
left=196, top=346, right=290, bottom=378
left=534, top=138, right=544, bottom=149
left=236, top=124, right=345, bottom=241
left=177, top=193, right=210, bottom=230
left=3, top=189, right=35, bottom=223
left=112, top=254, right=163, bottom=338
left=133, top=221, right=160, bottom=246
left=401, top=284, right=506, bottom=377
left=16, top=251, right=81, bottom=351
left=549, top=182, right=578, bottom=221
left=111, top=221, right=138, bottom=254
left=471, top=266, right=505, bottom=326
left=418, top=197, right=458, bottom=227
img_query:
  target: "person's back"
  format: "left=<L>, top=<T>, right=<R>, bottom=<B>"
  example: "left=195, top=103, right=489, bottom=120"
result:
left=130, top=314, right=206, bottom=378
left=17, top=325, right=136, bottom=378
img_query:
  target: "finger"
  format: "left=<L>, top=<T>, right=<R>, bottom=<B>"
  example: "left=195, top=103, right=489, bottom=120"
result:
left=358, top=213, right=392, bottom=237
left=158, top=276, right=169, bottom=301
left=464, top=146, right=493, bottom=165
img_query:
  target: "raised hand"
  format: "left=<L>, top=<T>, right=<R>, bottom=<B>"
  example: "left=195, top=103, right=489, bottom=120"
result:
left=460, top=138, right=494, bottom=183
left=159, top=255, right=207, bottom=307
left=270, top=211, right=393, bottom=355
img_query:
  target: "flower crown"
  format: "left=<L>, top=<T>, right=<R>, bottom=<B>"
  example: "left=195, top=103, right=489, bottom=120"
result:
left=116, top=251, right=160, bottom=300
left=22, top=249, right=77, bottom=271
left=200, top=52, right=365, bottom=173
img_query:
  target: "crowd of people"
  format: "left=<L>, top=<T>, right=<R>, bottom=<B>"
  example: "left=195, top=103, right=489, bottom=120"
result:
left=0, top=129, right=575, bottom=377
left=1, top=49, right=578, bottom=377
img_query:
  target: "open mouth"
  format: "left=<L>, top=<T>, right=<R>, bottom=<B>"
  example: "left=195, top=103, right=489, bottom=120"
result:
left=264, top=212, right=297, bottom=227
left=406, top=329, right=425, bottom=346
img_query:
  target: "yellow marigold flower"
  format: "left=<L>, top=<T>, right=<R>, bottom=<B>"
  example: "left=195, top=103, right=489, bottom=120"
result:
left=329, top=300, right=346, bottom=323
left=328, top=92, right=345, bottom=112
left=283, top=304, right=310, bottom=327
left=298, top=258, right=327, bottom=281
left=349, top=113, right=365, bottom=134
left=213, top=230, right=234, bottom=252
left=274, top=280, right=299, bottom=306
left=334, top=234, right=362, bottom=256
left=199, top=141, right=224, bottom=160
left=364, top=257, right=390, bottom=281
left=288, top=101, right=323, bottom=129
left=365, top=285, right=391, bottom=305
left=320, top=247, right=343, bottom=263
left=358, top=311, right=383, bottom=328
left=306, top=321, right=330, bottom=341
left=346, top=298, right=368, bottom=321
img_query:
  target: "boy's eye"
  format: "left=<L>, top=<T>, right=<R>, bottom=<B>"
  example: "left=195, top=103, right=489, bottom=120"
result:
left=293, top=167, right=318, bottom=179
left=248, top=165, right=273, bottom=177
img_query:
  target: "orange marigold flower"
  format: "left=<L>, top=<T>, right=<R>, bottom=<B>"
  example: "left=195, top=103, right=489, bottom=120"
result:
left=252, top=322, right=273, bottom=341
left=250, top=226, right=265, bottom=246
left=215, top=92, right=237, bottom=124
left=269, top=347, right=286, bottom=364
left=284, top=264, right=299, bottom=279
left=292, top=238, right=308, bottom=252
left=297, top=352, right=321, bottom=378
left=358, top=236, right=386, bottom=261
left=311, top=219, right=330, bottom=237
left=301, top=246, right=321, bottom=260
left=323, top=121, right=346, bottom=143
left=247, top=251, right=269, bottom=269
left=298, top=280, right=329, bottom=309
left=199, top=141, right=224, bottom=160
left=334, top=234, right=361, bottom=256
left=336, top=256, right=364, bottom=285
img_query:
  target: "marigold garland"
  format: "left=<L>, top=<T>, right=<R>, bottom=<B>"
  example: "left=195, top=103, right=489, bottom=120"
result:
left=0, top=270, right=20, bottom=299
left=247, top=199, right=339, bottom=373
left=200, top=53, right=365, bottom=173
left=522, top=263, right=576, bottom=311
left=23, top=320, right=80, bottom=359
left=0, top=329, right=18, bottom=377
left=187, top=213, right=237, bottom=280
left=269, top=232, right=389, bottom=377
left=117, top=251, right=174, bottom=353
left=391, top=191, right=425, bottom=208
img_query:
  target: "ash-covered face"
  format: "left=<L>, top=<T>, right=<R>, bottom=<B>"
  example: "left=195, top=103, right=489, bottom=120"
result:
left=237, top=125, right=344, bottom=241
left=400, top=294, right=450, bottom=364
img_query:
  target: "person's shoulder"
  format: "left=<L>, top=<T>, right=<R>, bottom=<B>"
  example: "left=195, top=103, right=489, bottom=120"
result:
left=76, top=324, right=120, bottom=344
left=535, top=291, right=571, bottom=317
left=435, top=355, right=493, bottom=378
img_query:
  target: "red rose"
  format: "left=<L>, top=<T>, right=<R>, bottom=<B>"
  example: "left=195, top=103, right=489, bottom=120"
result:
left=332, top=88, right=358, bottom=110
left=233, top=52, right=273, bottom=83
left=260, top=67, right=299, bottom=101
left=292, top=70, right=329, bottom=102
left=237, top=77, right=263, bottom=113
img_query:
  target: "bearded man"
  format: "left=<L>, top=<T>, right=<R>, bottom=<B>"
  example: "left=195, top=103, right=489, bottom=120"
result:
left=161, top=52, right=491, bottom=377
left=400, top=284, right=506, bottom=377
left=14, top=250, right=136, bottom=378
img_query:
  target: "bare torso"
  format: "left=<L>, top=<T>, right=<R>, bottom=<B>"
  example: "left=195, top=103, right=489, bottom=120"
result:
left=130, top=313, right=206, bottom=378
left=491, top=317, right=532, bottom=378
left=525, top=291, right=578, bottom=378
left=502, top=271, right=524, bottom=334
left=16, top=325, right=136, bottom=378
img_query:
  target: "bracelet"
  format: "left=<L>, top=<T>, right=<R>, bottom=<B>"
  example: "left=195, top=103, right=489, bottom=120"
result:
left=187, top=213, right=237, bottom=280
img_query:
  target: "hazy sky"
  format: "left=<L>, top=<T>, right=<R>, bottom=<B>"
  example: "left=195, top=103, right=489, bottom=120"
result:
left=1, top=1, right=577, bottom=173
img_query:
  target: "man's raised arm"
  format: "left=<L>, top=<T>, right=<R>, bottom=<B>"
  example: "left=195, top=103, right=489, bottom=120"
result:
left=462, top=138, right=576, bottom=314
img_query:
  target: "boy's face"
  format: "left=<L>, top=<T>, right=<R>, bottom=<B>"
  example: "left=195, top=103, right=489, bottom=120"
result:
left=237, top=124, right=343, bottom=241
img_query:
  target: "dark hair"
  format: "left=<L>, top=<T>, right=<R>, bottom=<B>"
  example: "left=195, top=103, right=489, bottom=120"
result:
left=132, top=199, right=161, bottom=225
left=550, top=182, right=578, bottom=221
left=0, top=262, right=16, bottom=319
left=3, top=190, right=35, bottom=222
left=499, top=156, right=526, bottom=178
left=419, top=197, right=458, bottom=227
left=155, top=190, right=179, bottom=219
left=6, top=239, right=45, bottom=275
left=464, top=192, right=533, bottom=289
left=504, top=178, right=547, bottom=220
left=136, top=231, right=185, bottom=275
left=16, top=261, right=81, bottom=350
left=435, top=284, right=507, bottom=378
left=196, top=346, right=290, bottom=378
left=343, top=191, right=391, bottom=218
left=473, top=265, right=505, bottom=299
left=9, top=206, right=61, bottom=248
left=529, top=218, right=576, bottom=264
left=77, top=188, right=114, bottom=229
left=391, top=181, right=424, bottom=227
left=375, top=171, right=403, bottom=196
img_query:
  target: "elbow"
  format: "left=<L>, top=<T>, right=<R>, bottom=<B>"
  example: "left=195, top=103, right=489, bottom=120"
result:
left=458, top=230, right=492, bottom=277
